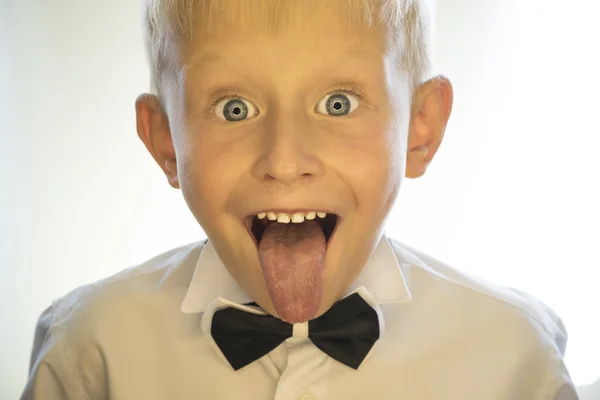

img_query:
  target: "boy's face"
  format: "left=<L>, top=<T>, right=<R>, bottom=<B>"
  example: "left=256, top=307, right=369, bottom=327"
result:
left=136, top=7, right=452, bottom=323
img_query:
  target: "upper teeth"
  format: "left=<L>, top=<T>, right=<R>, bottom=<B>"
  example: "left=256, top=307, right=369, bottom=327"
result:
left=257, top=211, right=327, bottom=224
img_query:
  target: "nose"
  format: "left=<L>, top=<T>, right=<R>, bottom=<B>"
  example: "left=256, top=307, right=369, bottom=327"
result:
left=252, top=111, right=325, bottom=186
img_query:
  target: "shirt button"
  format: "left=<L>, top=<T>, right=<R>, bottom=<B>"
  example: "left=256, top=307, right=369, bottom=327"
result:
left=298, top=392, right=317, bottom=400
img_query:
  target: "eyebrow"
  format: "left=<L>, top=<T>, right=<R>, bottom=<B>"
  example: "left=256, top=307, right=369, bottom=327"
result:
left=181, top=50, right=241, bottom=76
left=185, top=49, right=233, bottom=68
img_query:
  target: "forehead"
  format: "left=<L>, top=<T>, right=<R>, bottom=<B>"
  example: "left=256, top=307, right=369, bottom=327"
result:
left=184, top=36, right=387, bottom=78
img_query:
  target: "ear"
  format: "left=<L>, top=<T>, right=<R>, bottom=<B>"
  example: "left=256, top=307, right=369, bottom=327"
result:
left=135, top=93, right=180, bottom=189
left=405, top=75, right=453, bottom=179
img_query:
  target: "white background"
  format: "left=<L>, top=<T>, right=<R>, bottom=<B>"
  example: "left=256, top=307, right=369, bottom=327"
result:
left=1, top=0, right=599, bottom=398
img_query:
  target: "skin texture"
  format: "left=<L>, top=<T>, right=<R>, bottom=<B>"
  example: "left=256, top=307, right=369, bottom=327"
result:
left=135, top=9, right=453, bottom=323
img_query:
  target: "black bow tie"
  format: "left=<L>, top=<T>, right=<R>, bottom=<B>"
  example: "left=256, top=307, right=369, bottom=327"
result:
left=210, top=293, right=380, bottom=371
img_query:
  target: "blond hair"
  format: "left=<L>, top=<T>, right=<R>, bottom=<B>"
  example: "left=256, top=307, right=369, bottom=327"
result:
left=141, top=0, right=436, bottom=113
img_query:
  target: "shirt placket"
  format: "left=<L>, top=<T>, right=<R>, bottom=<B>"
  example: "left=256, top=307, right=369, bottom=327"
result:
left=273, top=322, right=332, bottom=400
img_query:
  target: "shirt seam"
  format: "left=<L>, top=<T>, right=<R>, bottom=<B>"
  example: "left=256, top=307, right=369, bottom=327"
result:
left=36, top=302, right=59, bottom=368
left=534, top=344, right=559, bottom=400
left=50, top=332, right=93, bottom=400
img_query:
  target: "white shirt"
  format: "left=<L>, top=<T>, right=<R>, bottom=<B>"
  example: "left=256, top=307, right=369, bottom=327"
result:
left=21, top=235, right=578, bottom=399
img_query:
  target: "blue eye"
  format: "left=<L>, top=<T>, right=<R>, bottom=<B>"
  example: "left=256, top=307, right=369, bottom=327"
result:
left=316, top=91, right=361, bottom=117
left=213, top=97, right=258, bottom=122
left=211, top=85, right=363, bottom=122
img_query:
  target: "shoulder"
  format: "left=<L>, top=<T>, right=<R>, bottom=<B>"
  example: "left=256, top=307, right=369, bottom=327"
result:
left=25, top=240, right=207, bottom=397
left=388, top=237, right=567, bottom=348
left=49, top=240, right=203, bottom=329
left=388, top=238, right=574, bottom=396
left=32, top=239, right=206, bottom=361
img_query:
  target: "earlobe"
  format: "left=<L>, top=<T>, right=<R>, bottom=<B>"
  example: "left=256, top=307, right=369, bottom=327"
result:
left=164, top=158, right=180, bottom=189
left=411, top=145, right=429, bottom=162
left=135, top=93, right=180, bottom=189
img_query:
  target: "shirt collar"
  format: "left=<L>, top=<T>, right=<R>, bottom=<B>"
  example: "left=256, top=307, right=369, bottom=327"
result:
left=180, top=233, right=412, bottom=314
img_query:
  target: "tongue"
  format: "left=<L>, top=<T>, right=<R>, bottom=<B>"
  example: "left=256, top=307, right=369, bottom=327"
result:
left=258, top=220, right=326, bottom=324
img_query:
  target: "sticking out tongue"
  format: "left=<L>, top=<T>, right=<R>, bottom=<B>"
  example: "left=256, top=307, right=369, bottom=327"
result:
left=258, top=220, right=326, bottom=324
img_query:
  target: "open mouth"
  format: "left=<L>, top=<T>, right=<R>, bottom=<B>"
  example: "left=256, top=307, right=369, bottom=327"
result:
left=245, top=213, right=340, bottom=248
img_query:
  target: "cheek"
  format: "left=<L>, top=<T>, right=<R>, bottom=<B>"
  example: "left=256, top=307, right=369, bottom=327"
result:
left=350, top=122, right=404, bottom=206
left=347, top=120, right=401, bottom=175
left=177, top=137, right=240, bottom=217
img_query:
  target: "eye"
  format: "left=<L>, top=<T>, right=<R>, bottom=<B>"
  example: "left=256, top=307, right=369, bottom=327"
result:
left=316, top=89, right=361, bottom=117
left=212, top=95, right=258, bottom=122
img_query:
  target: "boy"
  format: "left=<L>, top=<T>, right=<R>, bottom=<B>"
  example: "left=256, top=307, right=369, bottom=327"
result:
left=21, top=0, right=578, bottom=399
